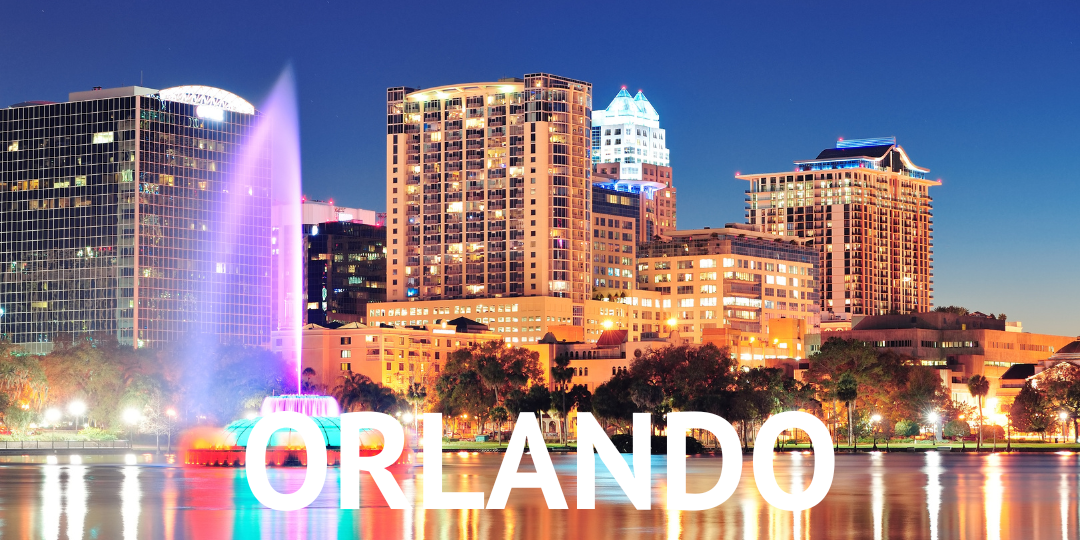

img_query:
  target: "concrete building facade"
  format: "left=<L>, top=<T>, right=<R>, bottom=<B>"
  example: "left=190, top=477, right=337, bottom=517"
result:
left=635, top=225, right=820, bottom=358
left=386, top=74, right=594, bottom=304
left=272, top=318, right=502, bottom=394
left=739, top=137, right=937, bottom=318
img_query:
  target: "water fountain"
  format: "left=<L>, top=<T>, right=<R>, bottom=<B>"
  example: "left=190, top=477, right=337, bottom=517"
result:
left=183, top=69, right=411, bottom=471
left=185, top=394, right=412, bottom=469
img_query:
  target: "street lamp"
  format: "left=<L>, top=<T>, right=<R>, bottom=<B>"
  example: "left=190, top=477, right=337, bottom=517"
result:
left=928, top=411, right=941, bottom=444
left=165, top=408, right=177, bottom=453
left=1060, top=411, right=1069, bottom=444
left=122, top=408, right=141, bottom=445
left=44, top=408, right=61, bottom=427
left=871, top=414, right=882, bottom=450
left=68, top=400, right=87, bottom=432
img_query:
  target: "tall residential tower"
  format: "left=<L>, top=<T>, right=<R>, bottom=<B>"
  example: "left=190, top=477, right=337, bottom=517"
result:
left=738, top=137, right=937, bottom=317
left=386, top=74, right=593, bottom=304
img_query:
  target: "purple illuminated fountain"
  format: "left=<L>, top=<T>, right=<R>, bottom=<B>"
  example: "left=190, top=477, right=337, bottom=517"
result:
left=260, top=395, right=340, bottom=417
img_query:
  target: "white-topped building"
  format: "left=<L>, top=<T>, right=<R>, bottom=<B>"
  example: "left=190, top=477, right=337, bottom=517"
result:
left=591, top=88, right=669, bottom=180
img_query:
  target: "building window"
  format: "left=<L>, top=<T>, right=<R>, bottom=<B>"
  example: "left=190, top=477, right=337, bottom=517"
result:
left=340, top=362, right=351, bottom=371
left=341, top=350, right=352, bottom=358
left=340, top=336, right=352, bottom=345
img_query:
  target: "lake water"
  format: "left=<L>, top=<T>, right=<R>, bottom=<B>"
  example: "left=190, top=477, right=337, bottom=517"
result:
left=0, top=451, right=1076, bottom=539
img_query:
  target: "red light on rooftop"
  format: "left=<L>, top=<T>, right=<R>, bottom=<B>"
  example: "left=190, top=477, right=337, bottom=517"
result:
left=838, top=137, right=844, bottom=141
left=621, top=85, right=626, bottom=89
left=329, top=199, right=334, bottom=204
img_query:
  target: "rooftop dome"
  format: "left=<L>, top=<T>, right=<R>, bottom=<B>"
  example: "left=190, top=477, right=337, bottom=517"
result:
left=1052, top=340, right=1080, bottom=358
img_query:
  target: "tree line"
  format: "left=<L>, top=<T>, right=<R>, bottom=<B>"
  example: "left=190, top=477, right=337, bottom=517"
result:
left=0, top=335, right=295, bottom=436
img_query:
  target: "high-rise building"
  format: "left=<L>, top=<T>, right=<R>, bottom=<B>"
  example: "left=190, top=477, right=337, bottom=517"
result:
left=385, top=74, right=593, bottom=304
left=0, top=85, right=270, bottom=352
left=304, top=221, right=386, bottom=325
left=589, top=88, right=677, bottom=296
left=738, top=137, right=938, bottom=317
left=635, top=224, right=820, bottom=357
left=591, top=88, right=669, bottom=171
left=591, top=88, right=676, bottom=242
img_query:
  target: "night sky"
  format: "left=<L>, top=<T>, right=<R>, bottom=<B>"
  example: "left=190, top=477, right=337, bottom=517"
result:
left=3, top=0, right=1077, bottom=335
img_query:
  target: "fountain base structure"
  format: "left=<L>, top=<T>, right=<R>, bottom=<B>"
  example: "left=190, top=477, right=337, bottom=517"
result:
left=185, top=395, right=414, bottom=470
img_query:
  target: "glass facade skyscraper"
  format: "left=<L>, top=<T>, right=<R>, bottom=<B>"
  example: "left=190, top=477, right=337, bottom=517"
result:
left=0, top=85, right=270, bottom=352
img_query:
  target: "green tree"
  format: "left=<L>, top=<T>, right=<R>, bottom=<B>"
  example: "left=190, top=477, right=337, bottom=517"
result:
left=0, top=342, right=48, bottom=408
left=332, top=371, right=402, bottom=414
left=933, top=306, right=969, bottom=316
left=550, top=354, right=575, bottom=444
left=592, top=372, right=636, bottom=432
left=967, top=374, right=990, bottom=450
left=805, top=338, right=905, bottom=445
left=943, top=419, right=971, bottom=439
left=835, top=373, right=858, bottom=447
left=490, top=406, right=509, bottom=444
left=1038, top=363, right=1080, bottom=443
left=894, top=419, right=920, bottom=441
left=1009, top=381, right=1052, bottom=440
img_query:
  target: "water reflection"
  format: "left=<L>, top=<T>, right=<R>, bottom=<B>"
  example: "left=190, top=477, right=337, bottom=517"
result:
left=984, top=453, right=1003, bottom=540
left=925, top=451, right=942, bottom=540
left=122, top=466, right=140, bottom=540
left=41, top=465, right=60, bottom=540
left=871, top=452, right=883, bottom=540
left=1, top=453, right=1080, bottom=538
left=65, top=465, right=87, bottom=540
left=1061, top=473, right=1070, bottom=540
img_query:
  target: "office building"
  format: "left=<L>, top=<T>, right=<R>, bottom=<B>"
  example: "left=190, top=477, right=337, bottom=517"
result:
left=739, top=137, right=937, bottom=317
left=385, top=73, right=593, bottom=303
left=304, top=221, right=386, bottom=325
left=636, top=224, right=820, bottom=357
left=590, top=88, right=669, bottom=171
left=588, top=88, right=677, bottom=295
left=591, top=88, right=676, bottom=240
left=0, top=85, right=269, bottom=352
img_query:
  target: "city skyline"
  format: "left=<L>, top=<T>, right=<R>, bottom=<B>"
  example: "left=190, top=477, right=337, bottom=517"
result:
left=1, top=1, right=1077, bottom=335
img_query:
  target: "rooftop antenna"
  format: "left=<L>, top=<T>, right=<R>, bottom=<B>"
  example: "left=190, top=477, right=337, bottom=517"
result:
left=140, top=71, right=143, bottom=86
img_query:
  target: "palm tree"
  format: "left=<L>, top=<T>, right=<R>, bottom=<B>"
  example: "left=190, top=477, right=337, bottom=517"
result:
left=332, top=371, right=373, bottom=412
left=968, top=374, right=990, bottom=450
left=836, top=372, right=858, bottom=448
left=550, top=354, right=575, bottom=445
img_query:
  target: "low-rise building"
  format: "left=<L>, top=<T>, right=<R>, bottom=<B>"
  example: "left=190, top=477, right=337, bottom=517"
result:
left=271, top=318, right=501, bottom=394
left=366, top=289, right=664, bottom=345
left=805, top=313, right=1074, bottom=408
left=636, top=224, right=821, bottom=356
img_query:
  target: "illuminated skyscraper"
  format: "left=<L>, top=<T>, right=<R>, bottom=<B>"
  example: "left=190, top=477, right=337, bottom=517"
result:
left=0, top=85, right=270, bottom=352
left=386, top=73, right=593, bottom=304
left=589, top=88, right=676, bottom=294
left=738, top=137, right=938, bottom=317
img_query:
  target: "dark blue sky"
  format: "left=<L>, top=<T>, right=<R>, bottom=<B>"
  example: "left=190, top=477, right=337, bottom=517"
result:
left=3, top=0, right=1077, bottom=335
